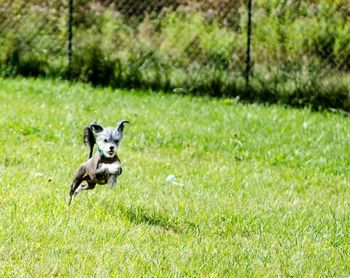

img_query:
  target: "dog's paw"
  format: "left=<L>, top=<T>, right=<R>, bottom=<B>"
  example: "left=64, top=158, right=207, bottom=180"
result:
left=108, top=174, right=118, bottom=188
left=116, top=167, right=122, bottom=176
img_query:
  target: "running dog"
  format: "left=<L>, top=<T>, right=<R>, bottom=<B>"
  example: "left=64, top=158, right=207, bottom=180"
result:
left=68, top=120, right=129, bottom=205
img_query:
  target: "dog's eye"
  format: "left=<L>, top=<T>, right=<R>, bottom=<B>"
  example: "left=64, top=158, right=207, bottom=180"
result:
left=103, top=139, right=108, bottom=143
left=114, top=139, right=119, bottom=144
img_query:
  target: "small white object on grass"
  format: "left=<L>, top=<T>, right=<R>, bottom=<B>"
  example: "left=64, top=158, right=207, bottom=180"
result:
left=34, top=172, right=45, bottom=178
left=166, top=175, right=176, bottom=183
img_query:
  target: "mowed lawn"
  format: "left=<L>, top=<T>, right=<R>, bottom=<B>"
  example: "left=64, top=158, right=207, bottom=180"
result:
left=0, top=78, right=349, bottom=276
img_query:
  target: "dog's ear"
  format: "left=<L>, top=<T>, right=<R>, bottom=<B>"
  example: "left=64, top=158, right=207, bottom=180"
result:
left=116, top=120, right=129, bottom=135
left=83, top=126, right=96, bottom=159
left=89, top=121, right=103, bottom=133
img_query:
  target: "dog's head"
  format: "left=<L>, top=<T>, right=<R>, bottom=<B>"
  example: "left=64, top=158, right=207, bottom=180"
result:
left=91, top=120, right=129, bottom=158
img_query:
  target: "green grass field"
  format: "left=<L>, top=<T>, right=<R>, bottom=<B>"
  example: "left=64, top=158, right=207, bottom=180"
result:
left=0, top=77, right=349, bottom=276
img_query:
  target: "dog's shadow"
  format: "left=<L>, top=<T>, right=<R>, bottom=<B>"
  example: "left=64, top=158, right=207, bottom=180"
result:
left=103, top=201, right=181, bottom=233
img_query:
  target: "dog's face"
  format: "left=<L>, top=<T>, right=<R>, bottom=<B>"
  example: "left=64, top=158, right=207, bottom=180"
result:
left=92, top=120, right=128, bottom=158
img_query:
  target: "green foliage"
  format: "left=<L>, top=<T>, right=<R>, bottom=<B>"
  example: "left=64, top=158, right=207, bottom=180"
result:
left=333, top=22, right=350, bottom=70
left=0, top=34, right=47, bottom=77
left=70, top=36, right=119, bottom=86
left=0, top=2, right=67, bottom=77
left=252, top=64, right=350, bottom=110
left=0, top=1, right=349, bottom=110
left=252, top=1, right=350, bottom=69
left=160, top=11, right=239, bottom=68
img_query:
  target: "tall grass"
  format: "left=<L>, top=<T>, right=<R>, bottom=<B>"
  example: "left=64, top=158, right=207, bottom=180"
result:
left=1, top=77, right=350, bottom=276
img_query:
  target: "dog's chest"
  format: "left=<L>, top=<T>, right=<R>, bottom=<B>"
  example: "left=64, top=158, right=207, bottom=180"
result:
left=94, top=162, right=120, bottom=184
left=95, top=172, right=110, bottom=184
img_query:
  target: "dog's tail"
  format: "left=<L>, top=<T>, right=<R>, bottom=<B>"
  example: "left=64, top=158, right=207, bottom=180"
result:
left=84, top=126, right=95, bottom=159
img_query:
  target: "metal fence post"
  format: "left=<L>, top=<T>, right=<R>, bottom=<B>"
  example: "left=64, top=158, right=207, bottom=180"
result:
left=245, top=0, right=253, bottom=88
left=68, top=0, right=74, bottom=78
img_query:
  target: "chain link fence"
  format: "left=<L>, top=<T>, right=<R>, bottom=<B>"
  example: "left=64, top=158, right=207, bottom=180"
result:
left=67, top=0, right=250, bottom=91
left=1, top=0, right=349, bottom=110
left=0, top=0, right=67, bottom=76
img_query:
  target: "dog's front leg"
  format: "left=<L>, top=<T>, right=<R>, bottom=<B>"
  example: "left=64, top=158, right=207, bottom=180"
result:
left=97, top=163, right=122, bottom=175
left=98, top=163, right=122, bottom=188
left=109, top=163, right=123, bottom=188
left=108, top=173, right=118, bottom=188
left=95, top=163, right=122, bottom=187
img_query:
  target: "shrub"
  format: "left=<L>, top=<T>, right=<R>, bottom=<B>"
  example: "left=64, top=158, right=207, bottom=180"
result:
left=0, top=0, right=349, bottom=111
left=70, top=35, right=120, bottom=86
left=0, top=34, right=47, bottom=77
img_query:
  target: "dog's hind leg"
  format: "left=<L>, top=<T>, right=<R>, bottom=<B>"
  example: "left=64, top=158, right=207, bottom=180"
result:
left=74, top=181, right=96, bottom=196
left=69, top=180, right=96, bottom=205
left=69, top=178, right=83, bottom=206
left=68, top=164, right=86, bottom=205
